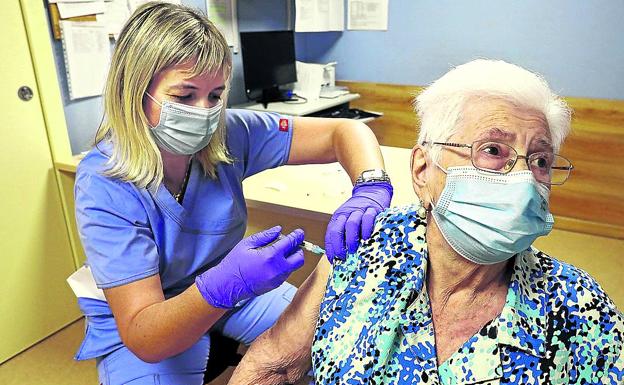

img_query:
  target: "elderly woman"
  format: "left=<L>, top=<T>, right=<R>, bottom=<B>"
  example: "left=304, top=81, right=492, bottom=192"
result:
left=228, top=59, right=623, bottom=385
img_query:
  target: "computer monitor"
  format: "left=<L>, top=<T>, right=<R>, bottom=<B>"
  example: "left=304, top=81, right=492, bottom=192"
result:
left=239, top=30, right=297, bottom=107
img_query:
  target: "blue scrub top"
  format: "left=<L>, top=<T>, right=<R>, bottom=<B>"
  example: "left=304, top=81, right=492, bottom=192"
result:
left=73, top=109, right=294, bottom=360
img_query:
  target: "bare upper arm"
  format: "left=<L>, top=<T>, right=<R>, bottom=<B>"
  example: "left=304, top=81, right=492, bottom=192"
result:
left=103, top=274, right=165, bottom=341
left=288, top=117, right=351, bottom=165
left=227, top=257, right=332, bottom=384
left=264, top=256, right=331, bottom=343
left=302, top=256, right=331, bottom=298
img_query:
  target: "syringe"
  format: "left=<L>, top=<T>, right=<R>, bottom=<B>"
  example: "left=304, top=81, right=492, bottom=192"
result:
left=301, top=240, right=326, bottom=256
left=277, top=234, right=326, bottom=256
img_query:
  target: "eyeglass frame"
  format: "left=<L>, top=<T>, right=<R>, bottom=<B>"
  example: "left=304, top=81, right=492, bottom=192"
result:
left=422, top=140, right=574, bottom=185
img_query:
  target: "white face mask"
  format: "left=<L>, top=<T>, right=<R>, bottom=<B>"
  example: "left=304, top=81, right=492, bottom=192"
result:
left=146, top=92, right=222, bottom=155
left=430, top=165, right=554, bottom=265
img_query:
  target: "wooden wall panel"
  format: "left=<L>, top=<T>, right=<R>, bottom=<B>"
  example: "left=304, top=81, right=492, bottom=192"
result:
left=338, top=81, right=422, bottom=148
left=338, top=80, right=624, bottom=239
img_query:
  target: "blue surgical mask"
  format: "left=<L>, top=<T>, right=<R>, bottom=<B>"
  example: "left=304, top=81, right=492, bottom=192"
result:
left=146, top=92, right=222, bottom=155
left=430, top=165, right=554, bottom=265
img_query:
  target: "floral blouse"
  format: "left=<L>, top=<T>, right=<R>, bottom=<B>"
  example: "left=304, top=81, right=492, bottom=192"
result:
left=312, top=204, right=623, bottom=384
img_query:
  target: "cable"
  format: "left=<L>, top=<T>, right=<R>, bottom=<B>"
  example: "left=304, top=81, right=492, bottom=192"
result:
left=284, top=93, right=308, bottom=104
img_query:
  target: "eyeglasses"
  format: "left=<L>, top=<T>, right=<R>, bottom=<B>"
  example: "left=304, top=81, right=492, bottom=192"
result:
left=423, top=140, right=574, bottom=185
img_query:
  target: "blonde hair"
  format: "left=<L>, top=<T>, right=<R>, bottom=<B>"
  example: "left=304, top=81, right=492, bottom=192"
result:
left=96, top=1, right=233, bottom=189
left=414, top=59, right=572, bottom=163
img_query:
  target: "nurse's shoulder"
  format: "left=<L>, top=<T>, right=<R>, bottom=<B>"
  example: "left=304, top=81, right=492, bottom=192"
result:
left=224, top=108, right=291, bottom=150
left=76, top=142, right=114, bottom=176
left=74, top=141, right=149, bottom=223
left=224, top=108, right=293, bottom=179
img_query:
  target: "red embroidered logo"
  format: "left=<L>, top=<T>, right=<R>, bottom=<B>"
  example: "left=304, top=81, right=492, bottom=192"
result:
left=279, top=118, right=289, bottom=132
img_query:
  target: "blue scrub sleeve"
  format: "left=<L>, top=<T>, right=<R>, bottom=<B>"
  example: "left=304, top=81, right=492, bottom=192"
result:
left=74, top=171, right=160, bottom=289
left=225, top=109, right=294, bottom=179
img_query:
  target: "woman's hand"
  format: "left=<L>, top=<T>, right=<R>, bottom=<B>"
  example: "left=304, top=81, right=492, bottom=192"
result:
left=195, top=226, right=305, bottom=308
left=104, top=227, right=304, bottom=362
left=286, top=117, right=388, bottom=263
left=325, top=181, right=393, bottom=263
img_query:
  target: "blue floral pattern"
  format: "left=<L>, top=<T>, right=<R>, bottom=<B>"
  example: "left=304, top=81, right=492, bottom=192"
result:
left=312, top=204, right=624, bottom=384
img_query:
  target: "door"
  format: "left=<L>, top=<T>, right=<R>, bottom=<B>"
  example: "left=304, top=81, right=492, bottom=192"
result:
left=0, top=0, right=80, bottom=363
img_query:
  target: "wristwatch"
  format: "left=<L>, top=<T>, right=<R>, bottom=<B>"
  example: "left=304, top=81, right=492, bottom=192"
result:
left=355, top=169, right=391, bottom=185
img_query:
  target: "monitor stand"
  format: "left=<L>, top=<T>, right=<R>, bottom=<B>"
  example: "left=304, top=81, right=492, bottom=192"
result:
left=255, top=87, right=292, bottom=109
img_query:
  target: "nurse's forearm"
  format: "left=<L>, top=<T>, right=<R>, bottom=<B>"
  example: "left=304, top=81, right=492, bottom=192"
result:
left=227, top=258, right=331, bottom=385
left=110, top=227, right=308, bottom=363
left=110, top=282, right=226, bottom=363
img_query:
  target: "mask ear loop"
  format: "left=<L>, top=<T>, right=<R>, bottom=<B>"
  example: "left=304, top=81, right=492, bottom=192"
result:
left=145, top=92, right=162, bottom=107
left=424, top=159, right=450, bottom=214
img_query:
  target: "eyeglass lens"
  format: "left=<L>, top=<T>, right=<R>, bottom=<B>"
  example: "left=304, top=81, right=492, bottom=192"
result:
left=471, top=141, right=571, bottom=184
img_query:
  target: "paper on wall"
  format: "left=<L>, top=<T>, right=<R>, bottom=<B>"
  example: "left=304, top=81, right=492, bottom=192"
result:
left=347, top=0, right=388, bottom=31
left=57, top=0, right=105, bottom=18
left=48, top=0, right=100, bottom=3
left=60, top=21, right=111, bottom=100
left=295, top=0, right=344, bottom=32
left=96, top=0, right=131, bottom=38
left=127, top=0, right=181, bottom=13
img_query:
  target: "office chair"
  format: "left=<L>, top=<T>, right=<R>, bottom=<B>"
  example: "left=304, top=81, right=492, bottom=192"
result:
left=203, top=331, right=243, bottom=384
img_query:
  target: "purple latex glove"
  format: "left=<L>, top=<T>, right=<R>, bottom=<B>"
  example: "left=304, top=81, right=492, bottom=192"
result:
left=325, top=181, right=393, bottom=263
left=196, top=226, right=305, bottom=309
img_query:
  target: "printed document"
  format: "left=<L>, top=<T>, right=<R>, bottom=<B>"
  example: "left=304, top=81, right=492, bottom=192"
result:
left=293, top=61, right=325, bottom=101
left=56, top=0, right=105, bottom=19
left=96, top=0, right=131, bottom=39
left=347, top=0, right=388, bottom=30
left=295, top=0, right=344, bottom=32
left=128, top=0, right=181, bottom=13
left=60, top=21, right=111, bottom=100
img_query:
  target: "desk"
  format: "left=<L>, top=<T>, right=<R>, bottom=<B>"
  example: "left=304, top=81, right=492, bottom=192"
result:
left=233, top=93, right=382, bottom=124
left=54, top=147, right=624, bottom=306
left=234, top=93, right=360, bottom=116
left=243, top=146, right=413, bottom=220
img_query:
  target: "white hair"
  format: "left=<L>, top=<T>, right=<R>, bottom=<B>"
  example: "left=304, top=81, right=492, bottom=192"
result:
left=414, top=59, right=572, bottom=162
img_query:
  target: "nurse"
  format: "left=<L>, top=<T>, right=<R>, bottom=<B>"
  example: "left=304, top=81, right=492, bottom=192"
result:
left=73, top=2, right=392, bottom=385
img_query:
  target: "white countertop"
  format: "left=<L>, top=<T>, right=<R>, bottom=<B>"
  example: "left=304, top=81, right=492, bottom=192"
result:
left=56, top=146, right=416, bottom=221
left=233, top=93, right=361, bottom=116
left=242, top=146, right=414, bottom=220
